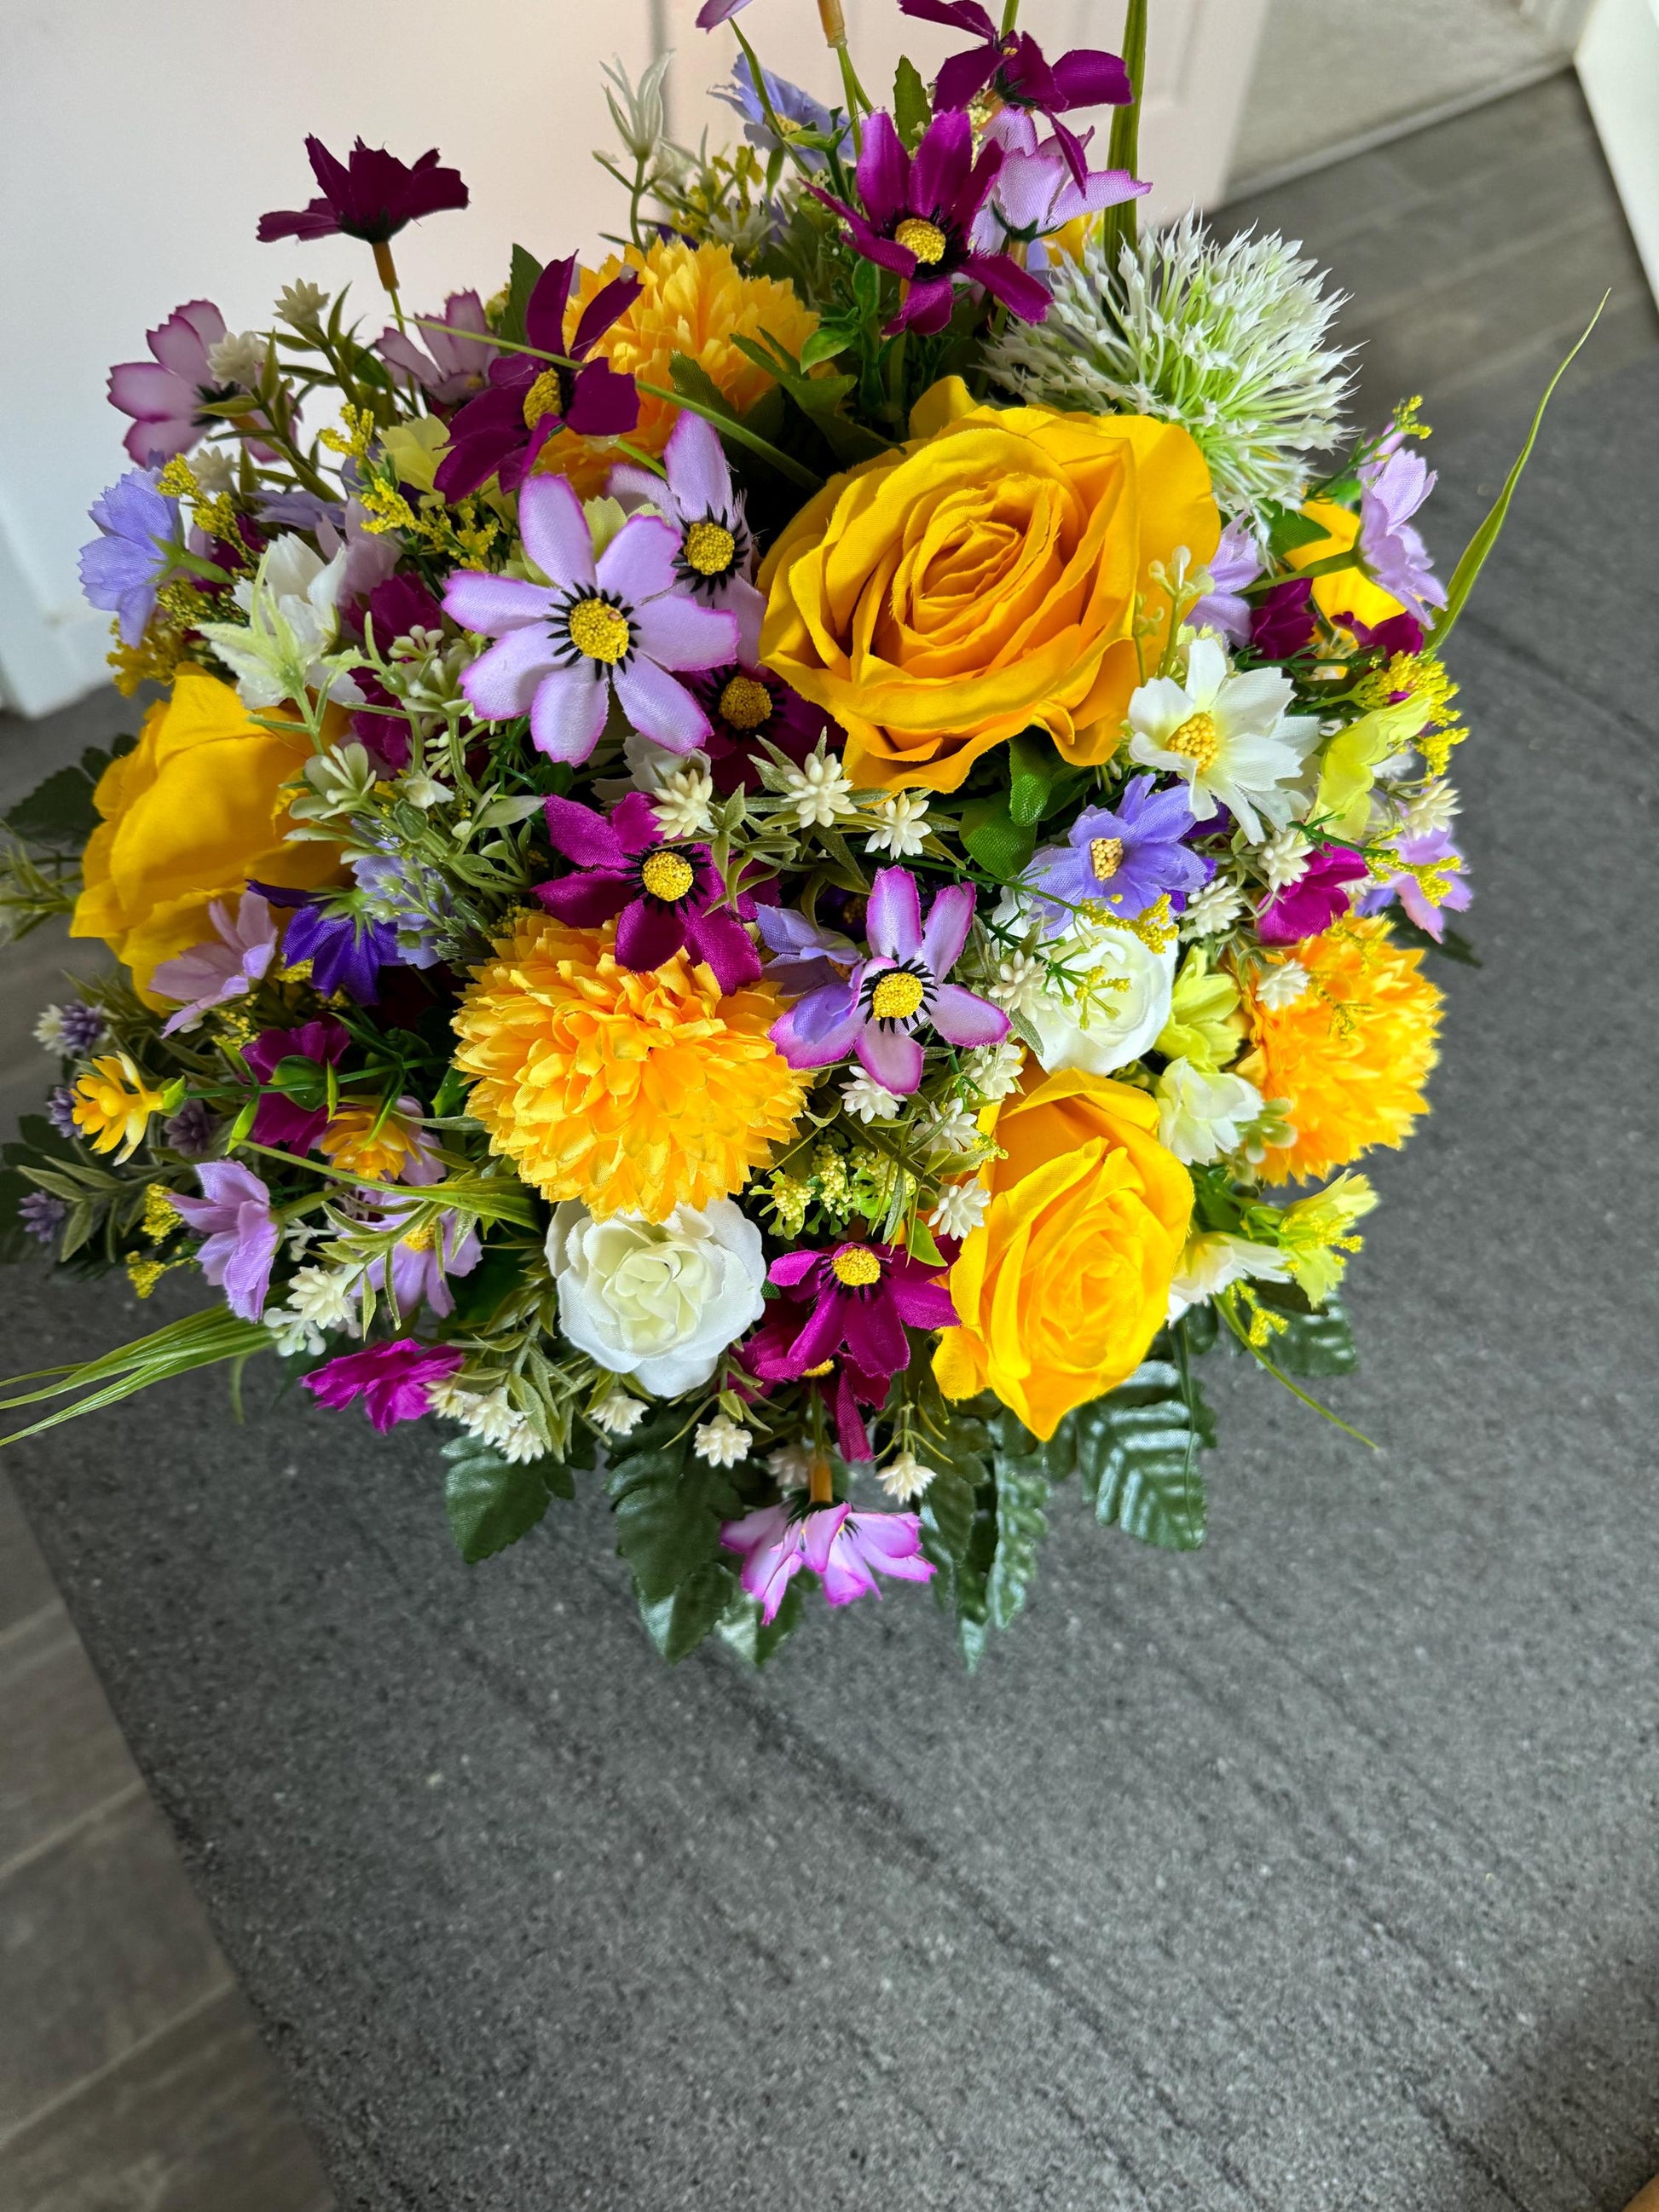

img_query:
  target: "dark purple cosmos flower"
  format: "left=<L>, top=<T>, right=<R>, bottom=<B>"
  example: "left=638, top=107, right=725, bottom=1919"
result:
left=1356, top=829, right=1472, bottom=940
left=107, top=299, right=232, bottom=466
left=1250, top=578, right=1318, bottom=662
left=378, top=290, right=497, bottom=407
left=445, top=474, right=737, bottom=763
left=257, top=137, right=468, bottom=247
left=534, top=791, right=760, bottom=991
left=434, top=257, right=639, bottom=500
left=811, top=109, right=1049, bottom=337
left=766, top=1237, right=957, bottom=1383
left=20, top=1191, right=67, bottom=1245
left=1257, top=845, right=1371, bottom=945
left=1021, top=775, right=1212, bottom=930
left=771, top=866, right=1009, bottom=1094
left=721, top=1499, right=934, bottom=1622
left=169, top=1161, right=280, bottom=1322
left=1192, top=519, right=1263, bottom=647
left=251, top=885, right=396, bottom=1003
left=78, top=470, right=180, bottom=645
left=684, top=593, right=820, bottom=794
left=744, top=1302, right=887, bottom=1462
left=244, top=1016, right=350, bottom=1152
left=303, top=1338, right=465, bottom=1432
left=1358, top=443, right=1446, bottom=626
left=899, top=0, right=1131, bottom=184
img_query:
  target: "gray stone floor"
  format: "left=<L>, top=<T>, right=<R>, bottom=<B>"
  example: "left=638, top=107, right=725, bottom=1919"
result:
left=2, top=72, right=1656, bottom=2212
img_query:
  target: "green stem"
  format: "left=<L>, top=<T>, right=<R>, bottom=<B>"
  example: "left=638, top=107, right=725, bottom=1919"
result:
left=1100, top=0, right=1147, bottom=269
left=633, top=378, right=823, bottom=489
left=834, top=40, right=866, bottom=156
left=1000, top=0, right=1020, bottom=28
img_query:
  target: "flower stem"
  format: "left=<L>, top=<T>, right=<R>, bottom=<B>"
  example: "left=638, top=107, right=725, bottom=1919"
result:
left=808, top=1452, right=835, bottom=1505
left=1100, top=0, right=1147, bottom=270
left=1000, top=0, right=1020, bottom=29
left=371, top=240, right=401, bottom=296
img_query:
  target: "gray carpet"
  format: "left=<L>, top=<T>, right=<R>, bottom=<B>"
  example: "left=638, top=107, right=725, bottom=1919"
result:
left=5, top=355, right=1658, bottom=2210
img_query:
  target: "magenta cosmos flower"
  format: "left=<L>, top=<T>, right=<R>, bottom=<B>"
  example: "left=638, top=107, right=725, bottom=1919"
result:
left=257, top=137, right=467, bottom=246
left=378, top=290, right=497, bottom=407
left=304, top=1339, right=465, bottom=1432
left=444, top=474, right=737, bottom=763
left=434, top=257, right=639, bottom=500
left=107, top=300, right=232, bottom=467
left=1256, top=846, right=1370, bottom=945
left=771, top=866, right=1008, bottom=1093
left=812, top=109, right=1049, bottom=336
left=169, top=1161, right=280, bottom=1322
left=722, top=1499, right=934, bottom=1622
left=535, top=790, right=760, bottom=990
left=899, top=0, right=1130, bottom=183
left=766, top=1237, right=957, bottom=1381
left=244, top=1016, right=350, bottom=1152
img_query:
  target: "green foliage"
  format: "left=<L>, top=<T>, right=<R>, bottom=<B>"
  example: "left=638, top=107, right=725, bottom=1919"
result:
left=3, top=738, right=134, bottom=852
left=0, top=1307, right=271, bottom=1445
left=1073, top=1331, right=1215, bottom=1552
left=893, top=56, right=932, bottom=153
left=604, top=1408, right=760, bottom=1664
left=500, top=245, right=544, bottom=349
left=1251, top=1287, right=1358, bottom=1377
left=718, top=1578, right=804, bottom=1667
left=442, top=1436, right=571, bottom=1563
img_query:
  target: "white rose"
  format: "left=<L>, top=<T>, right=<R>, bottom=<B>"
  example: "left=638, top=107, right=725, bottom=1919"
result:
left=546, top=1199, right=766, bottom=1396
left=1166, top=1231, right=1291, bottom=1321
left=1026, top=917, right=1176, bottom=1077
left=1155, top=1057, right=1263, bottom=1166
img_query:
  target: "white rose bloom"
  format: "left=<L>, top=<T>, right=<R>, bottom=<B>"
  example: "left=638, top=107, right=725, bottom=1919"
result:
left=1126, top=634, right=1318, bottom=841
left=1167, top=1232, right=1292, bottom=1321
left=546, top=1198, right=766, bottom=1396
left=1156, top=1056, right=1264, bottom=1165
left=1028, top=921, right=1176, bottom=1077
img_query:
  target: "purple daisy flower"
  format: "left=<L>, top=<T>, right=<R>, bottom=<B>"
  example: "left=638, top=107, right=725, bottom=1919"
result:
left=1021, top=775, right=1213, bottom=930
left=358, top=1193, right=482, bottom=1321
left=1357, top=443, right=1446, bottom=626
left=535, top=791, right=760, bottom=990
left=714, top=55, right=850, bottom=171
left=78, top=470, right=180, bottom=645
left=685, top=593, right=821, bottom=795
left=107, top=299, right=231, bottom=467
left=444, top=474, right=737, bottom=765
left=257, top=137, right=468, bottom=247
left=770, top=865, right=1009, bottom=1094
left=151, top=892, right=280, bottom=1036
left=970, top=109, right=1147, bottom=258
left=754, top=904, right=859, bottom=996
left=1356, top=829, right=1472, bottom=940
left=169, top=1160, right=280, bottom=1322
left=434, top=257, right=639, bottom=500
left=1192, top=520, right=1264, bottom=648
left=721, top=1499, right=934, bottom=1623
left=250, top=884, right=396, bottom=1004
left=610, top=410, right=762, bottom=626
left=899, top=0, right=1131, bottom=184
left=810, top=109, right=1050, bottom=337
left=19, top=1191, right=67, bottom=1245
left=303, top=1338, right=465, bottom=1432
left=377, top=290, right=497, bottom=407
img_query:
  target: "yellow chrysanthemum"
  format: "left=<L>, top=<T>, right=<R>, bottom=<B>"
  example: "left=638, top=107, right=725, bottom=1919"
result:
left=540, top=240, right=818, bottom=495
left=452, top=914, right=806, bottom=1222
left=72, top=1053, right=165, bottom=1161
left=1239, top=920, right=1442, bottom=1186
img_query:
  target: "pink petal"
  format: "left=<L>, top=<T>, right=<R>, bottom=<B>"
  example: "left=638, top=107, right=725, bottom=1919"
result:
left=856, top=1023, right=925, bottom=1094
left=662, top=410, right=732, bottom=521
left=610, top=657, right=710, bottom=753
left=632, top=593, right=738, bottom=673
left=107, top=361, right=189, bottom=419
left=517, top=475, right=595, bottom=591
left=529, top=666, right=610, bottom=763
left=865, top=869, right=922, bottom=962
left=597, top=514, right=679, bottom=605
left=919, top=881, right=975, bottom=976
left=461, top=625, right=558, bottom=719
left=929, top=983, right=1009, bottom=1050
left=443, top=571, right=554, bottom=635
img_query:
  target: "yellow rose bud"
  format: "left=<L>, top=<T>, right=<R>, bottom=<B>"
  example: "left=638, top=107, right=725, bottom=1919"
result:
left=70, top=667, right=342, bottom=1004
left=759, top=395, right=1220, bottom=794
left=934, top=1068, right=1192, bottom=1440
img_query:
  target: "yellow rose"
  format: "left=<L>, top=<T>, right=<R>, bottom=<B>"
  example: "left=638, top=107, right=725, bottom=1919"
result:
left=70, top=666, right=340, bottom=1003
left=934, top=1068, right=1193, bottom=1440
left=1287, top=498, right=1405, bottom=630
left=758, top=389, right=1219, bottom=794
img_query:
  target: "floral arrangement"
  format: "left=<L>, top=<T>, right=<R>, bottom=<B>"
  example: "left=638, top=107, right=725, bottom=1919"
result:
left=0, top=0, right=1562, bottom=1666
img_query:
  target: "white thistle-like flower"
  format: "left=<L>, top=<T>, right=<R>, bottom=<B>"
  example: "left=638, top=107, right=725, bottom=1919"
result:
left=767, top=1444, right=814, bottom=1492
left=590, top=1390, right=648, bottom=1438
left=864, top=791, right=932, bottom=860
left=694, top=1413, right=752, bottom=1468
left=841, top=1071, right=903, bottom=1123
left=986, top=948, right=1047, bottom=1016
left=924, top=1100, right=982, bottom=1157
left=1254, top=960, right=1310, bottom=1012
left=497, top=1421, right=547, bottom=1464
left=601, top=50, right=673, bottom=165
left=285, top=1263, right=362, bottom=1331
left=781, top=746, right=856, bottom=829
left=275, top=280, right=329, bottom=331
left=651, top=759, right=717, bottom=840
left=264, top=1308, right=326, bottom=1359
left=964, top=1039, right=1026, bottom=1101
left=880, top=1450, right=937, bottom=1505
left=1181, top=877, right=1246, bottom=939
left=192, top=448, right=236, bottom=496
left=1402, top=778, right=1461, bottom=838
left=929, top=1180, right=990, bottom=1239
left=1254, top=825, right=1309, bottom=893
left=206, top=330, right=267, bottom=388
left=986, top=215, right=1352, bottom=523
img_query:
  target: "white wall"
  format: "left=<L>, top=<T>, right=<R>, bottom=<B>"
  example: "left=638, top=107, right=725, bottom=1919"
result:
left=1578, top=0, right=1659, bottom=304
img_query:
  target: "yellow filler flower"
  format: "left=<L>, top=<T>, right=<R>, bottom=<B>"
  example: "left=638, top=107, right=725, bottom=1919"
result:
left=72, top=1053, right=166, bottom=1160
left=452, top=914, right=806, bottom=1222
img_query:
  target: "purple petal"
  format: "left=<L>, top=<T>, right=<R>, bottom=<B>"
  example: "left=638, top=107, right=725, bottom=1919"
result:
left=563, top=362, right=641, bottom=438
left=1051, top=48, right=1133, bottom=107
left=633, top=593, right=738, bottom=673
left=910, top=108, right=974, bottom=218
left=221, top=1205, right=280, bottom=1321
left=887, top=1263, right=958, bottom=1330
left=841, top=1291, right=908, bottom=1378
left=770, top=990, right=866, bottom=1070
left=529, top=666, right=610, bottom=763
left=534, top=873, right=632, bottom=927
left=442, top=570, right=553, bottom=634
left=662, top=410, right=732, bottom=521
left=517, top=474, right=596, bottom=591
left=610, top=657, right=710, bottom=752
left=933, top=44, right=999, bottom=111
left=919, top=881, right=975, bottom=977
left=930, top=983, right=1009, bottom=1050
left=615, top=898, right=688, bottom=972
left=522, top=256, right=575, bottom=354
left=681, top=908, right=762, bottom=992
left=569, top=272, right=641, bottom=357
left=596, top=513, right=679, bottom=604
left=542, top=794, right=627, bottom=869
left=890, top=279, right=956, bottom=336
left=610, top=790, right=667, bottom=854
left=460, top=625, right=557, bottom=719
left=854, top=110, right=910, bottom=228
left=857, top=1025, right=926, bottom=1094
left=768, top=1249, right=821, bottom=1290
left=865, top=869, right=923, bottom=962
left=964, top=251, right=1051, bottom=324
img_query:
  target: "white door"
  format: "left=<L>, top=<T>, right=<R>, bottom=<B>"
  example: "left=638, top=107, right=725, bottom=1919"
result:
left=1576, top=0, right=1659, bottom=303
left=659, top=0, right=1269, bottom=223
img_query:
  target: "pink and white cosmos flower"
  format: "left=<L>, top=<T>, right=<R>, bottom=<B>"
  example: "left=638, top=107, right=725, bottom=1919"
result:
left=721, top=1500, right=935, bottom=1622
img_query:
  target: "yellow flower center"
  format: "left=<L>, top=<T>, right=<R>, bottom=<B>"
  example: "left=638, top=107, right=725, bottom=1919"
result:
left=567, top=596, right=632, bottom=664
left=870, top=969, right=926, bottom=1021
left=402, top=1221, right=436, bottom=1253
left=684, top=519, right=737, bottom=576
left=521, top=368, right=565, bottom=430
left=718, top=673, right=772, bottom=730
left=639, top=849, right=696, bottom=902
left=1089, top=835, right=1125, bottom=882
left=831, top=1246, right=882, bottom=1288
left=1166, top=711, right=1221, bottom=771
left=802, top=1358, right=836, bottom=1377
left=894, top=217, right=949, bottom=266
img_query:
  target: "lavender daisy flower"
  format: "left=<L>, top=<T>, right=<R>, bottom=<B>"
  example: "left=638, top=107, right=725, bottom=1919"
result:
left=377, top=290, right=496, bottom=406
left=107, top=298, right=230, bottom=466
left=151, top=892, right=279, bottom=1035
left=1358, top=444, right=1446, bottom=625
left=754, top=904, right=860, bottom=995
left=714, top=55, right=849, bottom=170
left=770, top=866, right=1009, bottom=1094
left=78, top=470, right=181, bottom=645
left=359, top=1192, right=482, bottom=1321
left=969, top=110, right=1146, bottom=262
left=610, top=411, right=762, bottom=628
left=45, top=1086, right=80, bottom=1141
left=1021, top=775, right=1213, bottom=931
left=169, top=1161, right=280, bottom=1322
left=19, top=1191, right=67, bottom=1245
left=1191, top=520, right=1264, bottom=647
left=445, top=475, right=738, bottom=764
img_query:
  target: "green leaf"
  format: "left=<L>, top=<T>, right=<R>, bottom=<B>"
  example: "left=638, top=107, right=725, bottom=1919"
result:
left=798, top=325, right=852, bottom=372
left=431, top=1064, right=473, bottom=1118
left=719, top=1577, right=804, bottom=1666
left=442, top=1438, right=553, bottom=1562
left=905, top=1216, right=945, bottom=1268
left=2, top=739, right=132, bottom=852
left=638, top=1560, right=738, bottom=1663
left=608, top=1429, right=741, bottom=1605
left=669, top=350, right=740, bottom=422
left=648, top=361, right=823, bottom=491
left=1074, top=1349, right=1213, bottom=1551
left=1432, top=291, right=1607, bottom=650
left=959, top=794, right=1036, bottom=880
left=893, top=55, right=932, bottom=151
left=1253, top=1288, right=1357, bottom=1377
left=1005, top=727, right=1063, bottom=828
left=1389, top=911, right=1482, bottom=967
left=500, top=245, right=545, bottom=349
left=985, top=1457, right=1051, bottom=1632
left=1261, top=501, right=1331, bottom=560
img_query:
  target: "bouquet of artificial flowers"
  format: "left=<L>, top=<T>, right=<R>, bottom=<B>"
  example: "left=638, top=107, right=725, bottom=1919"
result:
left=0, top=0, right=1565, bottom=1665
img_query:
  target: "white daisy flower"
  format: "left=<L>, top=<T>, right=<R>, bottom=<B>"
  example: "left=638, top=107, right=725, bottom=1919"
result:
left=1167, top=1231, right=1292, bottom=1321
left=1127, top=635, right=1317, bottom=842
left=781, top=746, right=856, bottom=829
left=929, top=1181, right=990, bottom=1239
left=1254, top=960, right=1310, bottom=1011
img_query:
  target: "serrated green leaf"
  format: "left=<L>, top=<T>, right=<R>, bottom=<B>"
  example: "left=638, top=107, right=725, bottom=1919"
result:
left=637, top=1559, right=737, bottom=1662
left=986, top=1461, right=1050, bottom=1632
left=719, top=1576, right=804, bottom=1666
left=893, top=55, right=932, bottom=151
left=1253, top=1290, right=1357, bottom=1377
left=1074, top=1351, right=1212, bottom=1551
left=919, top=1465, right=977, bottom=1566
left=959, top=794, right=1036, bottom=880
left=669, top=349, right=740, bottom=420
left=442, top=1439, right=552, bottom=1562
left=608, top=1439, right=741, bottom=1605
left=3, top=760, right=103, bottom=849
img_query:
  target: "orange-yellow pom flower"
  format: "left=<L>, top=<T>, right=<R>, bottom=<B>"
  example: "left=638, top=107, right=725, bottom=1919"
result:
left=452, top=913, right=806, bottom=1222
left=71, top=1053, right=166, bottom=1161
left=1239, top=918, right=1442, bottom=1186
